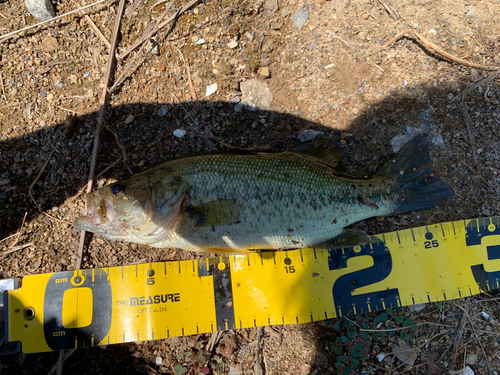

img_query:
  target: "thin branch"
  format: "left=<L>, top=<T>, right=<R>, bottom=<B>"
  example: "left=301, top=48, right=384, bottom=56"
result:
left=117, top=0, right=200, bottom=60
left=384, top=29, right=500, bottom=71
left=2, top=242, right=33, bottom=256
left=458, top=102, right=478, bottom=164
left=0, top=0, right=107, bottom=43
left=77, top=1, right=111, bottom=49
left=76, top=0, right=127, bottom=270
left=28, top=151, right=72, bottom=225
left=165, top=6, right=232, bottom=42
left=453, top=302, right=488, bottom=364
left=110, top=5, right=172, bottom=91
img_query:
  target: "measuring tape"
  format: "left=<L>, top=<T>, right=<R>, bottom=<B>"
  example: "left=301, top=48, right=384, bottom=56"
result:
left=2, top=216, right=500, bottom=354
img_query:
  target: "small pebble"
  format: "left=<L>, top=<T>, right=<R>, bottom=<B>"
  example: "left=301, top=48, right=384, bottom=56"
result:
left=157, top=105, right=169, bottom=117
left=298, top=129, right=324, bottom=142
left=195, top=38, right=205, bottom=45
left=173, top=129, right=186, bottom=138
left=124, top=115, right=134, bottom=124
left=465, top=7, right=476, bottom=19
left=40, top=89, right=47, bottom=98
left=240, top=79, right=273, bottom=111
left=257, top=67, right=270, bottom=79
left=206, top=83, right=218, bottom=97
left=227, top=40, right=238, bottom=49
left=25, top=0, right=55, bottom=21
left=0, top=179, right=10, bottom=187
left=264, top=0, right=277, bottom=11
left=292, top=9, right=309, bottom=31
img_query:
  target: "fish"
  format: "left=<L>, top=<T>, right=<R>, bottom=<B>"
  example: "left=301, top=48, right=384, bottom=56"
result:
left=74, top=136, right=453, bottom=253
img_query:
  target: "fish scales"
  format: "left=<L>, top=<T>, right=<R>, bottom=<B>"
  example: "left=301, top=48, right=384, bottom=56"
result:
left=156, top=153, right=395, bottom=250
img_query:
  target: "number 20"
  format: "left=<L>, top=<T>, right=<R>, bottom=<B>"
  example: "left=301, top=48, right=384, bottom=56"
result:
left=424, top=240, right=439, bottom=249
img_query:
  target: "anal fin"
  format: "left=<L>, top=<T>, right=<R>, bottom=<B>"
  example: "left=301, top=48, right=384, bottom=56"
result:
left=315, top=229, right=374, bottom=249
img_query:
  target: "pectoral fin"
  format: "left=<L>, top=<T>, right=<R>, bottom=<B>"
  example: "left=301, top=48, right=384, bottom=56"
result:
left=187, top=199, right=242, bottom=226
left=315, top=229, right=374, bottom=249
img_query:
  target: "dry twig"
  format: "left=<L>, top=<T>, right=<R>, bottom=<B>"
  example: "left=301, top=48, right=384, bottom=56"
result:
left=110, top=5, right=173, bottom=91
left=377, top=0, right=412, bottom=28
left=2, top=242, right=33, bottom=256
left=76, top=0, right=127, bottom=270
left=125, top=0, right=143, bottom=19
left=28, top=151, right=72, bottom=225
left=165, top=6, right=232, bottom=42
left=461, top=161, right=489, bottom=186
left=77, top=1, right=111, bottom=49
left=0, top=0, right=107, bottom=43
left=384, top=29, right=500, bottom=71
left=117, top=0, right=200, bottom=60
left=453, top=302, right=488, bottom=364
left=458, top=102, right=478, bottom=164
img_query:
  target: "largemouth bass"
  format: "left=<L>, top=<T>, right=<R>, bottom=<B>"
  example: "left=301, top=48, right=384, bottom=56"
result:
left=74, top=136, right=453, bottom=253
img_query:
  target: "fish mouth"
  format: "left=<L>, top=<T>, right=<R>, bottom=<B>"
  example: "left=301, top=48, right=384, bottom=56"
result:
left=74, top=192, right=116, bottom=230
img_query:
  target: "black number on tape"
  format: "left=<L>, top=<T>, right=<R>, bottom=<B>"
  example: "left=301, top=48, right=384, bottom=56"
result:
left=328, top=237, right=400, bottom=316
left=424, top=240, right=439, bottom=249
left=43, top=269, right=112, bottom=350
left=467, top=217, right=500, bottom=291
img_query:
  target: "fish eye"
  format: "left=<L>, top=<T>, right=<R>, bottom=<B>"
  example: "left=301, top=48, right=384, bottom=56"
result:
left=111, top=184, right=124, bottom=195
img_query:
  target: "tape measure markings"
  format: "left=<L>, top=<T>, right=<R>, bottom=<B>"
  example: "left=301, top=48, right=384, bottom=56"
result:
left=5, top=217, right=500, bottom=353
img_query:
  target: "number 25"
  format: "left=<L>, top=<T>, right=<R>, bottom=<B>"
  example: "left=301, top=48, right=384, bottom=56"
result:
left=424, top=240, right=439, bottom=248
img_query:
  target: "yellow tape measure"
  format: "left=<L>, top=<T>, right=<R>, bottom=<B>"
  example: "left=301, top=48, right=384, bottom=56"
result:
left=3, top=216, right=500, bottom=354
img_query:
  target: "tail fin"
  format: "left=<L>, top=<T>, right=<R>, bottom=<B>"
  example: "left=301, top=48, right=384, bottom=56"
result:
left=377, top=135, right=454, bottom=214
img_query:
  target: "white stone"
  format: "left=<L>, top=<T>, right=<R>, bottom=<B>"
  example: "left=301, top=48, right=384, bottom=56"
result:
left=25, top=0, right=55, bottom=21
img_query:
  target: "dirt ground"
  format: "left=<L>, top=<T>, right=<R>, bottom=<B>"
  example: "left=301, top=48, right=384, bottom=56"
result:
left=1, top=0, right=500, bottom=373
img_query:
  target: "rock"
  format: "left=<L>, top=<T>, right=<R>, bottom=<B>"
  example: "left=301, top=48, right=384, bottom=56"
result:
left=377, top=353, right=386, bottom=362
left=228, top=367, right=241, bottom=375
left=195, top=38, right=205, bottom=45
left=390, top=110, right=446, bottom=152
left=157, top=105, right=169, bottom=117
left=230, top=96, right=240, bottom=104
left=124, top=115, right=134, bottom=124
left=392, top=345, right=417, bottom=368
left=298, top=129, right=324, bottom=142
left=25, top=0, right=55, bottom=21
left=227, top=40, right=238, bottom=49
left=456, top=366, right=474, bottom=375
left=292, top=9, right=309, bottom=31
left=205, top=83, right=218, bottom=97
left=0, top=179, right=10, bottom=187
left=483, top=209, right=491, bottom=216
left=408, top=304, right=426, bottom=313
left=281, top=8, right=289, bottom=18
left=465, top=7, right=476, bottom=18
left=257, top=67, right=270, bottom=79
left=264, top=0, right=277, bottom=11
left=150, top=45, right=159, bottom=55
left=466, top=353, right=478, bottom=365
left=240, top=79, right=273, bottom=111
left=233, top=103, right=243, bottom=113
left=173, top=129, right=186, bottom=138
left=245, top=31, right=255, bottom=42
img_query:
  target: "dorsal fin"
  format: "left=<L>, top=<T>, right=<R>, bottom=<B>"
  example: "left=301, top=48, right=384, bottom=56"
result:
left=291, top=142, right=343, bottom=170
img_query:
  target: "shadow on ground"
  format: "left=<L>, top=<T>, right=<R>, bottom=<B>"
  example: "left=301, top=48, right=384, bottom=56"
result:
left=1, top=78, right=499, bottom=373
